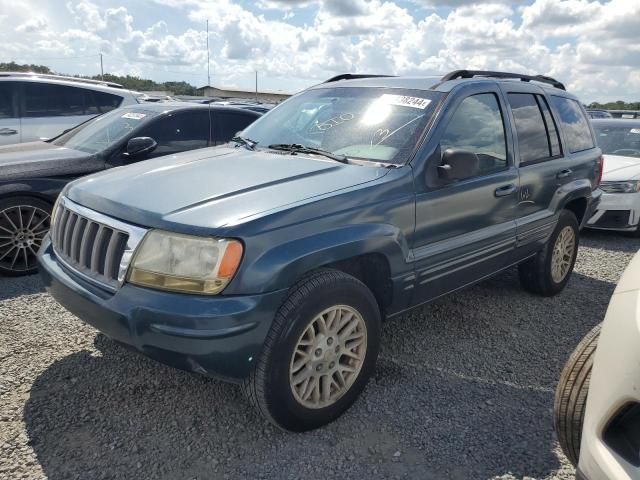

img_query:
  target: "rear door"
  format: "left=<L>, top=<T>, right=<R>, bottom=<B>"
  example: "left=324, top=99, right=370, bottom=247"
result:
left=20, top=82, right=103, bottom=142
left=212, top=110, right=260, bottom=145
left=0, top=82, right=20, bottom=145
left=411, top=84, right=519, bottom=304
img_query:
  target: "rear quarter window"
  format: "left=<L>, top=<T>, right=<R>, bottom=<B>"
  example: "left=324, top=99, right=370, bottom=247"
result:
left=550, top=96, right=595, bottom=153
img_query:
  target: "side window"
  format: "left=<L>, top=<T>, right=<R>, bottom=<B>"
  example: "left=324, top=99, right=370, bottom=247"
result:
left=550, top=96, right=595, bottom=153
left=24, top=83, right=88, bottom=117
left=439, top=93, right=507, bottom=177
left=508, top=93, right=559, bottom=165
left=536, top=95, right=561, bottom=157
left=138, top=111, right=210, bottom=157
left=92, top=91, right=123, bottom=114
left=0, top=82, right=16, bottom=119
left=214, top=112, right=258, bottom=145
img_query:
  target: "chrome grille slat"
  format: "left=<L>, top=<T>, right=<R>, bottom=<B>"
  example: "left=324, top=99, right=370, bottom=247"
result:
left=51, top=201, right=132, bottom=289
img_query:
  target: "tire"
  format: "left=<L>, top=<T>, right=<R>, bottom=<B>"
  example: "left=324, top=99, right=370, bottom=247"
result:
left=0, top=196, right=52, bottom=276
left=554, top=323, right=601, bottom=466
left=519, top=209, right=579, bottom=296
left=242, top=268, right=381, bottom=432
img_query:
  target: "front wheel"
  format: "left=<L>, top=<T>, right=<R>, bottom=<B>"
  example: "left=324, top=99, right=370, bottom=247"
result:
left=242, top=269, right=381, bottom=431
left=519, top=209, right=579, bottom=296
left=554, top=324, right=601, bottom=466
left=0, top=196, right=52, bottom=276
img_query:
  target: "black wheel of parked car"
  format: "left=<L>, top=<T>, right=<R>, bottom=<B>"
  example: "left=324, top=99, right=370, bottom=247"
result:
left=0, top=196, right=51, bottom=276
left=519, top=209, right=580, bottom=296
left=554, top=323, right=601, bottom=466
left=242, top=268, right=381, bottom=431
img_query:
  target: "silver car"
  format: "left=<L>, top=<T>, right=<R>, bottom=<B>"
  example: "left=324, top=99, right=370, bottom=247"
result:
left=0, top=72, right=140, bottom=145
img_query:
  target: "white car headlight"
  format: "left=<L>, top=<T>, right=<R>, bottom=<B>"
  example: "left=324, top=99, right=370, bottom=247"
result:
left=127, top=230, right=243, bottom=295
left=600, top=180, right=640, bottom=194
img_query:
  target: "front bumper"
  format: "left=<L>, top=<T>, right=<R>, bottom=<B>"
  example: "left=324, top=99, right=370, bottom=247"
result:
left=578, top=260, right=640, bottom=479
left=38, top=236, right=287, bottom=382
left=586, top=191, right=640, bottom=232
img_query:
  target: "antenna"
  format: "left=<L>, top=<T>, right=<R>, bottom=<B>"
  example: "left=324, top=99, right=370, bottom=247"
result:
left=206, top=19, right=210, bottom=87
left=100, top=53, right=104, bottom=81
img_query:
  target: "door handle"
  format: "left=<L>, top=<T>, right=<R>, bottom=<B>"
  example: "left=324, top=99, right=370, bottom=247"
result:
left=495, top=184, right=516, bottom=197
left=557, top=168, right=573, bottom=179
left=0, top=128, right=17, bottom=136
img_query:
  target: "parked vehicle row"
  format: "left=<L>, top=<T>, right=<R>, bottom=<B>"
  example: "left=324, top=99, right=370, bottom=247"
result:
left=586, top=119, right=640, bottom=235
left=0, top=103, right=261, bottom=275
left=35, top=69, right=603, bottom=431
left=0, top=72, right=140, bottom=145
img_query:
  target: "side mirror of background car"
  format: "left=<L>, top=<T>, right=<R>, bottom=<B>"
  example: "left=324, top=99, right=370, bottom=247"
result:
left=437, top=148, right=480, bottom=181
left=123, top=137, right=157, bottom=158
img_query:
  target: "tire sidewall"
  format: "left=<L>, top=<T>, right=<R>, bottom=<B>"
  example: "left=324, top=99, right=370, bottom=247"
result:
left=265, top=276, right=381, bottom=431
left=544, top=210, right=580, bottom=294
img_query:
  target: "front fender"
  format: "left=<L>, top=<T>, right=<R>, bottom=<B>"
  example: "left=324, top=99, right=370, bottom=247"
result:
left=231, top=223, right=411, bottom=294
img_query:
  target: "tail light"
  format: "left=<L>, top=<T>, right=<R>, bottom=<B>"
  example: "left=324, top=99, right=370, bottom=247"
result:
left=594, top=154, right=604, bottom=189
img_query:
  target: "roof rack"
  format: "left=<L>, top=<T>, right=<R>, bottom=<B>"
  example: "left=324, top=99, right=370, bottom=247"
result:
left=323, top=74, right=396, bottom=83
left=0, top=72, right=124, bottom=89
left=441, top=70, right=566, bottom=91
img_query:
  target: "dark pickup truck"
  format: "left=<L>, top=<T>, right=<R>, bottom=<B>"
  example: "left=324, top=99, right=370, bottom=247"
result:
left=38, top=70, right=602, bottom=431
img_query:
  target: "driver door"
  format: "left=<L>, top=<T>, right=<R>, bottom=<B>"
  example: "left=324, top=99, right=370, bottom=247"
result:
left=411, top=87, right=519, bottom=305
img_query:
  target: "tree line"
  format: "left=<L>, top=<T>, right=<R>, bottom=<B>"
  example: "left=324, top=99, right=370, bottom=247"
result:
left=0, top=62, right=199, bottom=95
left=1, top=62, right=639, bottom=108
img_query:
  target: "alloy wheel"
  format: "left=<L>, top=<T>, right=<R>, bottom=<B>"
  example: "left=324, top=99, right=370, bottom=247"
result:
left=0, top=205, right=50, bottom=273
left=551, top=226, right=575, bottom=283
left=289, top=305, right=368, bottom=409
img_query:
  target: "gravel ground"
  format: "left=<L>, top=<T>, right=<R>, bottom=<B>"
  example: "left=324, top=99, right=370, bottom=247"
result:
left=0, top=230, right=637, bottom=480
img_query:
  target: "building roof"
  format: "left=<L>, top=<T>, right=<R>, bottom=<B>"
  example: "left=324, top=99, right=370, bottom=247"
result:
left=196, top=85, right=291, bottom=96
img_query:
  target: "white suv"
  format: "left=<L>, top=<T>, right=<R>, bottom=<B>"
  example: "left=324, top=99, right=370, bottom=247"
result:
left=555, top=250, right=640, bottom=480
left=0, top=72, right=140, bottom=145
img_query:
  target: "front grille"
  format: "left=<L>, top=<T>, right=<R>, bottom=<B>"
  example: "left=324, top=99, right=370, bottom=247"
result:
left=52, top=204, right=129, bottom=287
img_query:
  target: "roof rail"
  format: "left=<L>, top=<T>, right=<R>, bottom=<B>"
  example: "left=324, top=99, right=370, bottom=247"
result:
left=323, top=74, right=396, bottom=83
left=0, top=72, right=125, bottom=89
left=441, top=70, right=566, bottom=90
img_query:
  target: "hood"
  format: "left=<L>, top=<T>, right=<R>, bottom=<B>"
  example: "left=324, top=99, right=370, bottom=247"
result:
left=602, top=154, right=640, bottom=181
left=0, top=141, right=97, bottom=181
left=66, top=146, right=390, bottom=232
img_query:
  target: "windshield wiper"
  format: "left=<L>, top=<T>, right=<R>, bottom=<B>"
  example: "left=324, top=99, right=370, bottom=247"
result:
left=232, top=135, right=258, bottom=150
left=268, top=143, right=349, bottom=164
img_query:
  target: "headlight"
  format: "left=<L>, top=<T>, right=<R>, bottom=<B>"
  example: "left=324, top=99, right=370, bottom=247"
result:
left=600, top=180, right=640, bottom=194
left=127, top=230, right=243, bottom=295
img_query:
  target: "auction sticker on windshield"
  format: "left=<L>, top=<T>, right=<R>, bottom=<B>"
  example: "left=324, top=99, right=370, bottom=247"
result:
left=122, top=112, right=147, bottom=120
left=380, top=94, right=431, bottom=109
left=630, top=128, right=640, bottom=134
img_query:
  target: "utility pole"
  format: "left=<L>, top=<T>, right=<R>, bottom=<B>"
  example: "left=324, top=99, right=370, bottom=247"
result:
left=255, top=70, right=258, bottom=103
left=99, top=53, right=104, bottom=80
left=206, top=20, right=210, bottom=87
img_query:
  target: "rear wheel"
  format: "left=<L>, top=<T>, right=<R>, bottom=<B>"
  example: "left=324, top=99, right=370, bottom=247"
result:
left=519, top=209, right=579, bottom=296
left=0, top=197, right=51, bottom=276
left=554, top=324, right=601, bottom=466
left=242, top=269, right=381, bottom=431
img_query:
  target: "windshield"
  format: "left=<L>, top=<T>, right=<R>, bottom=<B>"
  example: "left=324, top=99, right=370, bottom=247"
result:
left=593, top=123, right=640, bottom=158
left=52, top=108, right=160, bottom=154
left=241, top=87, right=442, bottom=164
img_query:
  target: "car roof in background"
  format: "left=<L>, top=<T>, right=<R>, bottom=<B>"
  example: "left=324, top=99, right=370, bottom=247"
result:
left=119, top=102, right=262, bottom=115
left=591, top=118, right=640, bottom=127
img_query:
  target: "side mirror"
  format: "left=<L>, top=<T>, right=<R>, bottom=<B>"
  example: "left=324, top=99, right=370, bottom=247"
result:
left=123, top=137, right=157, bottom=158
left=437, top=148, right=480, bottom=181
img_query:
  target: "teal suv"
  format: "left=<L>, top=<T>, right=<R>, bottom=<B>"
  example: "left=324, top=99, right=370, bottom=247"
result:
left=38, top=70, right=603, bottom=431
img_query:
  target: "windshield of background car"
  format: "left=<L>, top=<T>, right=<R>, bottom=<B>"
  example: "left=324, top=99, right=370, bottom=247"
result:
left=593, top=124, right=640, bottom=158
left=51, top=108, right=161, bottom=154
left=241, top=87, right=443, bottom=164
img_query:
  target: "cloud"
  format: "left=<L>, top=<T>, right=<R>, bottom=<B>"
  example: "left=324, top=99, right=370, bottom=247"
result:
left=15, top=17, right=48, bottom=33
left=0, top=0, right=638, bottom=103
